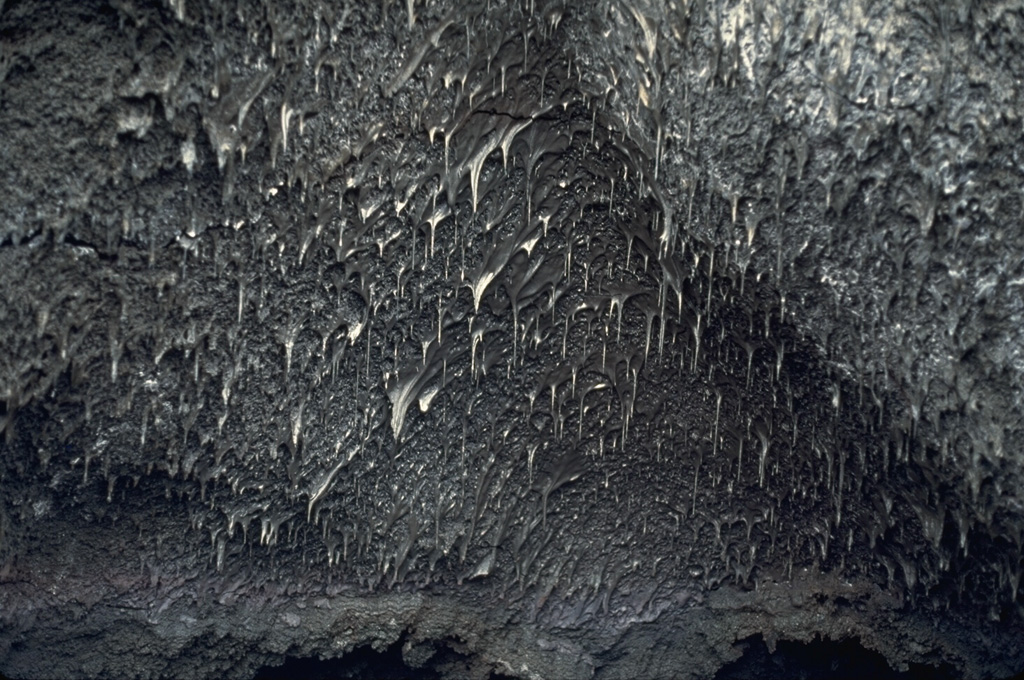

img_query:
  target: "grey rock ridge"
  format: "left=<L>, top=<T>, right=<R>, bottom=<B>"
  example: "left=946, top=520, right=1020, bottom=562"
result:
left=1, top=0, right=1022, bottom=677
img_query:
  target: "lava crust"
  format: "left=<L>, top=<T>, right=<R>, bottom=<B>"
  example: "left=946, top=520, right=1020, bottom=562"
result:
left=1, top=0, right=1023, bottom=678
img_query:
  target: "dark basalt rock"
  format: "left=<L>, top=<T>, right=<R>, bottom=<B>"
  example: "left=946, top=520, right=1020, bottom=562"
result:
left=1, top=0, right=1022, bottom=678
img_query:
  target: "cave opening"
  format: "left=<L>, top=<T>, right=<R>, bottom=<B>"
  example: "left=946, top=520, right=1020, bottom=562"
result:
left=250, top=632, right=967, bottom=680
left=250, top=635, right=518, bottom=680
left=713, top=634, right=959, bottom=680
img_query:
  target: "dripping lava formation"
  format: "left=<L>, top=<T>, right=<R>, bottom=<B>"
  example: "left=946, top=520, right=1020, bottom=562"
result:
left=1, top=0, right=1023, bottom=678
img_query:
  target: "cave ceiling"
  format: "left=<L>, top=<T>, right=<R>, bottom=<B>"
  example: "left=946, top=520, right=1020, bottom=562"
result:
left=1, top=0, right=1023, bottom=678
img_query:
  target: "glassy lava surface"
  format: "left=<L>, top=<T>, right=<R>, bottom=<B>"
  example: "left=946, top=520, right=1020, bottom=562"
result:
left=0, top=0, right=1022, bottom=678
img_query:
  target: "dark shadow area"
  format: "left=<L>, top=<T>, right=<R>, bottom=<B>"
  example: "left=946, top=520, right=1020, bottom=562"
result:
left=714, top=634, right=960, bottom=680
left=250, top=637, right=518, bottom=680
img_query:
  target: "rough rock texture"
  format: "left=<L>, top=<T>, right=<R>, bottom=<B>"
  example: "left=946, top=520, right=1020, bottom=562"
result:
left=1, top=0, right=1023, bottom=677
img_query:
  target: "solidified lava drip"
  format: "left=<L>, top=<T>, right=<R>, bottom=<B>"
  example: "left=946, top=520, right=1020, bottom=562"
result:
left=1, top=1, right=1023, bottom=678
